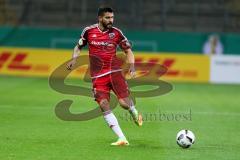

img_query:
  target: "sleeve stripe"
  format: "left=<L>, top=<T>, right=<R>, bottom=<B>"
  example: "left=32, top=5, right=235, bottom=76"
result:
left=81, top=24, right=98, bottom=37
left=113, top=27, right=128, bottom=40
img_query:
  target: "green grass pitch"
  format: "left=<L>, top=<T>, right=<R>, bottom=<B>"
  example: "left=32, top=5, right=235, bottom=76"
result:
left=0, top=76, right=239, bottom=160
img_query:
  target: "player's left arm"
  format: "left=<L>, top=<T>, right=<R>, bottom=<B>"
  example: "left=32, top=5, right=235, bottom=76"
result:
left=123, top=48, right=136, bottom=78
left=117, top=29, right=135, bottom=78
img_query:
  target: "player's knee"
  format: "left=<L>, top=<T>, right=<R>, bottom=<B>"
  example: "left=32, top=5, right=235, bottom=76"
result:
left=99, top=99, right=110, bottom=111
left=118, top=98, right=130, bottom=110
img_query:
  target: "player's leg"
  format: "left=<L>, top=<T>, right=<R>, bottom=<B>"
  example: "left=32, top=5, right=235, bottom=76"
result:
left=99, top=98, right=129, bottom=146
left=119, top=97, right=143, bottom=126
left=93, top=76, right=129, bottom=146
left=111, top=72, right=143, bottom=126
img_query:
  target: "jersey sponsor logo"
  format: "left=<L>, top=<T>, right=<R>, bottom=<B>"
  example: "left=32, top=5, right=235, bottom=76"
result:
left=90, top=41, right=109, bottom=46
left=90, top=41, right=116, bottom=47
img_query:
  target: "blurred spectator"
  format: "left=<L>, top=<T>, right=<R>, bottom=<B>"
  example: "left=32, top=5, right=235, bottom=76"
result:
left=203, top=34, right=224, bottom=55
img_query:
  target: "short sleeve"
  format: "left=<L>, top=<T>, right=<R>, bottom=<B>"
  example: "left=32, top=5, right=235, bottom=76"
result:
left=77, top=27, right=88, bottom=49
left=118, top=30, right=131, bottom=50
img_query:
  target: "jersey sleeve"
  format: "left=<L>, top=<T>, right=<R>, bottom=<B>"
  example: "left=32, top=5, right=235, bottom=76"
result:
left=117, top=30, right=131, bottom=50
left=77, top=27, right=88, bottom=49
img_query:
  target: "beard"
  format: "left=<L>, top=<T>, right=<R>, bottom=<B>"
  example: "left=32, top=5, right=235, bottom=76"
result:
left=103, top=22, right=113, bottom=29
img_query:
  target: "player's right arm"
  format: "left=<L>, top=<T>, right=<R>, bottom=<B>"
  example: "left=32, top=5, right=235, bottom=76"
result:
left=66, top=45, right=80, bottom=70
left=67, top=28, right=88, bottom=70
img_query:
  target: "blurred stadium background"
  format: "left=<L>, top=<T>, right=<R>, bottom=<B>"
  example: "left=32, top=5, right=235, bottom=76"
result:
left=0, top=0, right=240, bottom=160
left=1, top=0, right=240, bottom=52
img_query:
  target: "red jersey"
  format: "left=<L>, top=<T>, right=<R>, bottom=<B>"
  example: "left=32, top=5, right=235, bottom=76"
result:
left=77, top=24, right=131, bottom=78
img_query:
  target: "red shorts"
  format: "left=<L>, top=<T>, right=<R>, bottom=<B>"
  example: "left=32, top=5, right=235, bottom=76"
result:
left=92, top=71, right=129, bottom=103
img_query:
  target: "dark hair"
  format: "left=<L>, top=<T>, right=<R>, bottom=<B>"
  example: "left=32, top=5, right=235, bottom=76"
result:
left=97, top=7, right=114, bottom=16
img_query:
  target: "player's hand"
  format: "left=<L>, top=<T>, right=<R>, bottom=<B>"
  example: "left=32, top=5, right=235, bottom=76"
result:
left=129, top=63, right=136, bottom=78
left=66, top=59, right=76, bottom=70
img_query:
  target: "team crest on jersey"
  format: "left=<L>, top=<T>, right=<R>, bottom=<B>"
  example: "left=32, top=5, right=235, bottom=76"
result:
left=108, top=33, right=115, bottom=39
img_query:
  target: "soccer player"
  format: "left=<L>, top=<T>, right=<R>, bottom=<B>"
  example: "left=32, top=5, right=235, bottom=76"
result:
left=66, top=7, right=142, bottom=146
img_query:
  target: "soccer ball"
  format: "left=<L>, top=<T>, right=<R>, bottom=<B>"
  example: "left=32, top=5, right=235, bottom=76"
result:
left=176, top=129, right=195, bottom=148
